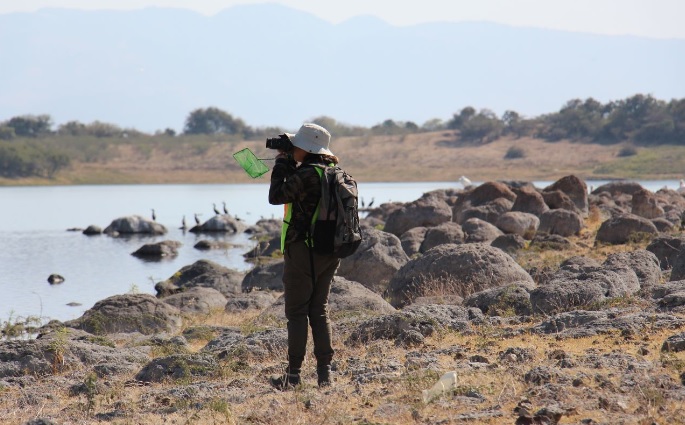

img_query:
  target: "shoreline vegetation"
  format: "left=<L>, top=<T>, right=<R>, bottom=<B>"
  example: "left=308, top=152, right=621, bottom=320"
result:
left=2, top=133, right=685, bottom=187
left=1, top=94, right=685, bottom=186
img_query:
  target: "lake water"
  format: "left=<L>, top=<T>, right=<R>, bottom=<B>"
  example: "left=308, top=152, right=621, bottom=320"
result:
left=0, top=179, right=680, bottom=325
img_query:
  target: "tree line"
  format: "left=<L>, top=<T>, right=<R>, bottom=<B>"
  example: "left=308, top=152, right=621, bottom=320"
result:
left=1, top=94, right=684, bottom=178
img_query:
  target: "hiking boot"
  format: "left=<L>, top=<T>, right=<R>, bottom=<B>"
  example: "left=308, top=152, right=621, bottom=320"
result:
left=270, top=372, right=300, bottom=390
left=317, top=365, right=332, bottom=387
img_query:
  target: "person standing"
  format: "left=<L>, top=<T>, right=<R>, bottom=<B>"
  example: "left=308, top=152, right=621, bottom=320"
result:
left=268, top=123, right=340, bottom=389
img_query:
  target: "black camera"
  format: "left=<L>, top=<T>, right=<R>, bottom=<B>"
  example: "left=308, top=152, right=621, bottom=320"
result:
left=265, top=134, right=294, bottom=152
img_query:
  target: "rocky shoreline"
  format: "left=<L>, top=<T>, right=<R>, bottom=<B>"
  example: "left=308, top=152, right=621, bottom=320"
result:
left=2, top=175, right=685, bottom=425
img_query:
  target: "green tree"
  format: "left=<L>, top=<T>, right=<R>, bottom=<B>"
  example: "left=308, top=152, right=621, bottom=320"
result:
left=183, top=107, right=247, bottom=136
left=6, top=114, right=52, bottom=137
left=459, top=109, right=503, bottom=143
left=447, top=106, right=476, bottom=130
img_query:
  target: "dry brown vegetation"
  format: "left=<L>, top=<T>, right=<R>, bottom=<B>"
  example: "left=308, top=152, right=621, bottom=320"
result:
left=3, top=132, right=684, bottom=186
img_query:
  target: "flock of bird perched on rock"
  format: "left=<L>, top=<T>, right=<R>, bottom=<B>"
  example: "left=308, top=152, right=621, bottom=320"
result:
left=150, top=201, right=233, bottom=231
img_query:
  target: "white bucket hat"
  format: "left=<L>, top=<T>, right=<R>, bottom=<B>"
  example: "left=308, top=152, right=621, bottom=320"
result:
left=286, top=123, right=333, bottom=156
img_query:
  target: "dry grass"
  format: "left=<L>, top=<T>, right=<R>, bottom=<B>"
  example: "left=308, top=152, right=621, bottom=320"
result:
left=2, top=303, right=684, bottom=425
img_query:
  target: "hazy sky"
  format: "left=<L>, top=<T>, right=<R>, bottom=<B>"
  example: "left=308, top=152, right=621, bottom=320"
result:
left=2, top=0, right=684, bottom=39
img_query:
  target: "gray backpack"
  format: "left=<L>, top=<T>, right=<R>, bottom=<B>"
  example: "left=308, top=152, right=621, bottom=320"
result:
left=310, top=164, right=363, bottom=258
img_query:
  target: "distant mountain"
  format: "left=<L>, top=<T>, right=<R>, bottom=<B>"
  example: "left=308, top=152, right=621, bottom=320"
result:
left=0, top=5, right=683, bottom=133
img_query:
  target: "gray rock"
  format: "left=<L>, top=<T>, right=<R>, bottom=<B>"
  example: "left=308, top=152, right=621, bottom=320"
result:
left=224, top=291, right=278, bottom=313
left=383, top=193, right=453, bottom=237
left=596, top=213, right=659, bottom=245
left=242, top=235, right=280, bottom=258
left=455, top=198, right=513, bottom=225
left=511, top=186, right=549, bottom=217
left=669, top=249, right=685, bottom=281
left=530, top=266, right=640, bottom=315
left=495, top=211, right=540, bottom=239
left=662, top=332, right=685, bottom=352
left=632, top=188, right=665, bottom=219
left=462, top=218, right=504, bottom=243
left=104, top=215, right=167, bottom=235
left=602, top=249, right=661, bottom=290
left=47, top=274, right=64, bottom=284
left=24, top=419, right=59, bottom=425
left=529, top=234, right=574, bottom=250
left=0, top=328, right=148, bottom=378
left=386, top=243, right=534, bottom=307
left=399, top=226, right=427, bottom=257
left=194, top=240, right=234, bottom=250
left=558, top=256, right=602, bottom=273
left=651, top=217, right=676, bottom=232
left=420, top=221, right=464, bottom=252
left=592, top=181, right=645, bottom=196
left=346, top=305, right=484, bottom=347
left=65, top=293, right=183, bottom=335
left=190, top=214, right=246, bottom=233
left=162, top=287, right=228, bottom=314
left=544, top=175, right=589, bottom=215
left=156, top=259, right=244, bottom=297
left=241, top=261, right=284, bottom=292
left=337, top=228, right=409, bottom=294
left=463, top=284, right=533, bottom=316
left=258, top=276, right=395, bottom=323
left=490, top=234, right=527, bottom=254
left=82, top=225, right=102, bottom=235
left=201, top=328, right=287, bottom=361
left=533, top=310, right=685, bottom=338
left=538, top=209, right=584, bottom=237
left=135, top=353, right=220, bottom=383
left=131, top=240, right=181, bottom=258
left=542, top=190, right=578, bottom=213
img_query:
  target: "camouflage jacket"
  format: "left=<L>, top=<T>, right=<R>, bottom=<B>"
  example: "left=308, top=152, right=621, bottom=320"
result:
left=268, top=156, right=325, bottom=246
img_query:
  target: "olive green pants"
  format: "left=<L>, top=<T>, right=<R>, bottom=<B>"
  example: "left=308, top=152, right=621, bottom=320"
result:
left=283, top=240, right=340, bottom=369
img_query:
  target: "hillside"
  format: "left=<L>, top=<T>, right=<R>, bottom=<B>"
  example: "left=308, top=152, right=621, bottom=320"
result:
left=2, top=132, right=684, bottom=186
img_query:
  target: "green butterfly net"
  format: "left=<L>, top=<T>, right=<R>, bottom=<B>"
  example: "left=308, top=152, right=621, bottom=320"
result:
left=233, top=148, right=270, bottom=178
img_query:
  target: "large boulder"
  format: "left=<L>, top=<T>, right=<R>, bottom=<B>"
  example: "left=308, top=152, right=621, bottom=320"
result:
left=400, top=227, right=428, bottom=257
left=462, top=218, right=504, bottom=243
left=155, top=259, right=244, bottom=297
left=511, top=186, right=549, bottom=217
left=495, top=211, right=540, bottom=239
left=463, top=284, right=533, bottom=316
left=538, top=209, right=584, bottom=237
left=544, top=175, right=589, bottom=215
left=162, top=287, right=228, bottom=315
left=647, top=236, right=685, bottom=270
left=190, top=214, right=246, bottom=233
left=224, top=291, right=279, bottom=313
left=420, top=222, right=464, bottom=252
left=241, top=261, right=284, bottom=292
left=632, top=189, right=665, bottom=219
left=338, top=228, right=409, bottom=294
left=131, top=240, right=181, bottom=258
left=201, top=328, right=288, bottom=361
left=65, top=294, right=183, bottom=335
left=455, top=198, right=513, bottom=225
left=529, top=265, right=640, bottom=314
left=104, top=215, right=167, bottom=235
left=386, top=243, right=534, bottom=307
left=542, top=190, right=578, bottom=213
left=135, top=353, right=220, bottom=383
left=602, top=250, right=661, bottom=291
left=595, top=214, right=659, bottom=245
left=0, top=328, right=148, bottom=378
left=591, top=181, right=645, bottom=196
left=258, top=276, right=396, bottom=323
left=383, top=193, right=453, bottom=237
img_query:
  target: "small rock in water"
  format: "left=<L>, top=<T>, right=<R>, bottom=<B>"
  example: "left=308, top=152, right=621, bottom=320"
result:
left=47, top=274, right=65, bottom=284
left=66, top=302, right=82, bottom=307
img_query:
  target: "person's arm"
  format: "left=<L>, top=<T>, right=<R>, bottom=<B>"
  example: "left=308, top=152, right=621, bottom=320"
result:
left=268, top=154, right=303, bottom=205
